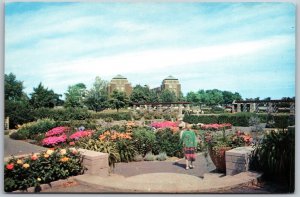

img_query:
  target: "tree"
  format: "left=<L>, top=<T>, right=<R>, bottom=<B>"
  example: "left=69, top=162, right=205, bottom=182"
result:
left=30, top=83, right=62, bottom=108
left=109, top=90, right=129, bottom=112
left=205, top=89, right=224, bottom=106
left=64, top=83, right=87, bottom=108
left=159, top=89, right=177, bottom=103
left=5, top=73, right=24, bottom=101
left=223, top=91, right=242, bottom=104
left=85, top=77, right=109, bottom=112
left=4, top=73, right=34, bottom=128
left=130, top=85, right=151, bottom=104
left=186, top=91, right=200, bottom=105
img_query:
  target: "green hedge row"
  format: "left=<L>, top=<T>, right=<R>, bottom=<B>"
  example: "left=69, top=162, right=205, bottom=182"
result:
left=183, top=113, right=295, bottom=128
left=33, top=108, right=132, bottom=122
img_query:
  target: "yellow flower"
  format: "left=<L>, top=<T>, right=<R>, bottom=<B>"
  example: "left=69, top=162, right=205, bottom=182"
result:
left=46, top=149, right=54, bottom=155
left=23, top=163, right=30, bottom=169
left=60, top=149, right=67, bottom=155
left=37, top=178, right=41, bottom=182
left=17, top=159, right=23, bottom=165
left=44, top=154, right=50, bottom=158
left=60, top=157, right=69, bottom=163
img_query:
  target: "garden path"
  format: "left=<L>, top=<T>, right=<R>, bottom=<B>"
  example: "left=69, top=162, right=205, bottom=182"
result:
left=4, top=135, right=47, bottom=157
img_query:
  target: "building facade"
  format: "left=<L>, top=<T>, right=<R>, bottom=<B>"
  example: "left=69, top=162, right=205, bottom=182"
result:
left=161, top=75, right=181, bottom=97
left=108, top=74, right=132, bottom=96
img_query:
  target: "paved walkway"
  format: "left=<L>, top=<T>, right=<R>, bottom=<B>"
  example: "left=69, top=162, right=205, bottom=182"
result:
left=5, top=135, right=264, bottom=193
left=4, top=135, right=46, bottom=157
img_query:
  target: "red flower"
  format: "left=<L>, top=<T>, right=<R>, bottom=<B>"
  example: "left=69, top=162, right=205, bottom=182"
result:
left=31, top=154, right=38, bottom=161
left=69, top=141, right=75, bottom=146
left=6, top=163, right=14, bottom=170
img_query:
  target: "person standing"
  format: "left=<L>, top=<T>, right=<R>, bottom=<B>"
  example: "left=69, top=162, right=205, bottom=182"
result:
left=180, top=124, right=197, bottom=170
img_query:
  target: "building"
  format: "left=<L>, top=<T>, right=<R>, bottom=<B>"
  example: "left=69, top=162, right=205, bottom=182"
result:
left=161, top=75, right=181, bottom=97
left=108, top=74, right=132, bottom=96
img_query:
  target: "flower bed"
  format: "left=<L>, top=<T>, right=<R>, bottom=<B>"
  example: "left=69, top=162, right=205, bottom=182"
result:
left=150, top=121, right=178, bottom=129
left=201, top=123, right=232, bottom=130
left=45, top=126, right=69, bottom=137
left=4, top=148, right=84, bottom=192
left=69, top=130, right=94, bottom=141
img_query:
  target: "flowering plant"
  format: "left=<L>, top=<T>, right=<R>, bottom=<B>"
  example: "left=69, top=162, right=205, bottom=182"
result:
left=69, top=130, right=94, bottom=140
left=99, top=130, right=132, bottom=141
left=201, top=123, right=232, bottom=131
left=150, top=121, right=178, bottom=129
left=41, top=134, right=67, bottom=147
left=4, top=148, right=84, bottom=192
left=45, top=127, right=70, bottom=137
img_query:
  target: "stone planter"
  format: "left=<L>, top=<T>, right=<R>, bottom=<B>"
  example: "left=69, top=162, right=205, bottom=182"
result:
left=208, top=146, right=232, bottom=172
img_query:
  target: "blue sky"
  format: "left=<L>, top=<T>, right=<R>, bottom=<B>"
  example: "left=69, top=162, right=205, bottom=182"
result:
left=5, top=2, right=295, bottom=99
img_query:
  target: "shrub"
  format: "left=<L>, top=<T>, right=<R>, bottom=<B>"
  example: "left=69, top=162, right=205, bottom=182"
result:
left=33, top=107, right=92, bottom=121
left=69, top=130, right=94, bottom=141
left=132, top=128, right=156, bottom=156
left=91, top=111, right=131, bottom=121
left=156, top=152, right=167, bottom=161
left=116, top=139, right=137, bottom=162
left=17, top=119, right=59, bottom=139
left=9, top=131, right=27, bottom=140
left=154, top=128, right=183, bottom=158
left=4, top=148, right=84, bottom=192
left=45, top=126, right=69, bottom=137
left=251, top=126, right=295, bottom=192
left=133, top=154, right=144, bottom=162
left=75, top=138, right=120, bottom=167
left=41, top=134, right=67, bottom=147
left=144, top=152, right=155, bottom=161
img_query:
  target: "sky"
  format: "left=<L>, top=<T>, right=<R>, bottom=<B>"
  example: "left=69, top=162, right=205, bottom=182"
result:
left=5, top=2, right=295, bottom=99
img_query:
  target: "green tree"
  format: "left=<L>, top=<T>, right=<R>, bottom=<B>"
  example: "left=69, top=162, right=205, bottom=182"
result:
left=159, top=89, right=177, bottom=103
left=5, top=73, right=24, bottom=101
left=130, top=85, right=151, bottom=104
left=186, top=91, right=200, bottom=105
left=64, top=83, right=87, bottom=108
left=109, top=90, right=129, bottom=112
left=4, top=73, right=34, bottom=128
left=30, top=83, right=62, bottom=108
left=85, top=77, right=109, bottom=112
left=205, top=89, right=224, bottom=106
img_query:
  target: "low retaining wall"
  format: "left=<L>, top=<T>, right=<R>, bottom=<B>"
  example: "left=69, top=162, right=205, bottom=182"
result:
left=225, top=146, right=254, bottom=176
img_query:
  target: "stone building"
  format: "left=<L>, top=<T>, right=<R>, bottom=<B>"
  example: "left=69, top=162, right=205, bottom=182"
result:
left=161, top=75, right=181, bottom=97
left=108, top=74, right=132, bottom=96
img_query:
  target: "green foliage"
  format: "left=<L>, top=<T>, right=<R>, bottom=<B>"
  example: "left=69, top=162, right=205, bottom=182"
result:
left=5, top=73, right=24, bottom=101
left=30, top=83, right=62, bottom=108
left=130, top=84, right=151, bottom=104
left=4, top=148, right=84, bottom=192
left=33, top=107, right=92, bottom=121
left=132, top=128, right=156, bottom=156
left=75, top=138, right=120, bottom=167
left=133, top=154, right=144, bottom=162
left=5, top=99, right=34, bottom=129
left=17, top=119, right=59, bottom=139
left=64, top=83, right=87, bottom=108
left=251, top=126, right=295, bottom=192
left=159, top=89, right=177, bottom=103
left=109, top=90, right=129, bottom=111
left=91, top=111, right=131, bottom=121
left=184, top=113, right=291, bottom=127
left=84, top=76, right=109, bottom=112
left=154, top=128, right=183, bottom=158
left=116, top=139, right=137, bottom=162
left=156, top=152, right=167, bottom=161
left=9, top=131, right=27, bottom=140
left=144, top=152, right=155, bottom=161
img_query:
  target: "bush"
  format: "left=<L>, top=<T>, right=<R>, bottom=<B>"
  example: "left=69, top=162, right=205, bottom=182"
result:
left=132, top=128, right=156, bottom=156
left=154, top=128, right=183, bottom=158
left=4, top=148, right=84, bottom=192
left=156, top=152, right=167, bottom=161
left=33, top=108, right=92, bottom=121
left=184, top=113, right=290, bottom=127
left=133, top=154, right=144, bottom=162
left=91, top=111, right=131, bottom=121
left=9, top=131, right=27, bottom=140
left=17, top=119, right=59, bottom=139
left=116, top=139, right=137, bottom=162
left=144, top=152, right=155, bottom=161
left=251, top=126, right=295, bottom=192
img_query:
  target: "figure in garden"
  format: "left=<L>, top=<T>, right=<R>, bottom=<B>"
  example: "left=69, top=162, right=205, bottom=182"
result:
left=180, top=123, right=197, bottom=170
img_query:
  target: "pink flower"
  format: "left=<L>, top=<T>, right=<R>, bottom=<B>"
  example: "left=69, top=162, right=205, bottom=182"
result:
left=42, top=134, right=67, bottom=146
left=150, top=121, right=178, bottom=129
left=69, top=130, right=93, bottom=140
left=45, top=127, right=69, bottom=137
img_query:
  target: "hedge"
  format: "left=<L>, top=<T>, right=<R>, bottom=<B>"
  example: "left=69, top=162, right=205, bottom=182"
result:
left=183, top=113, right=294, bottom=128
left=91, top=111, right=131, bottom=121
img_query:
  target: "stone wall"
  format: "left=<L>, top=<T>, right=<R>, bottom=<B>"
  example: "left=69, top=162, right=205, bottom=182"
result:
left=225, top=146, right=254, bottom=176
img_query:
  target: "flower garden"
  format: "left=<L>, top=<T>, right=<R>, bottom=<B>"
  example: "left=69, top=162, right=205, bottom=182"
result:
left=5, top=112, right=295, bottom=192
